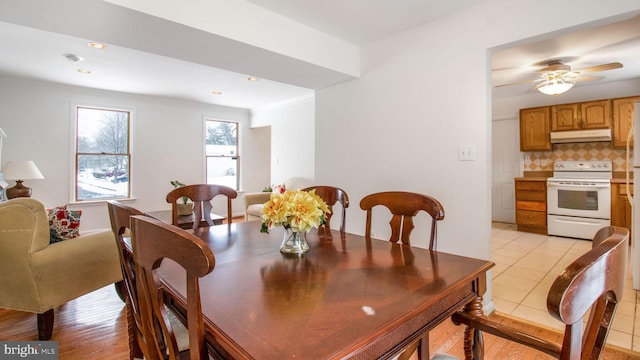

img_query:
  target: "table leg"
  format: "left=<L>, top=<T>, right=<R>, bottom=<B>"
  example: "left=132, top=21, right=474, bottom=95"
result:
left=462, top=295, right=484, bottom=360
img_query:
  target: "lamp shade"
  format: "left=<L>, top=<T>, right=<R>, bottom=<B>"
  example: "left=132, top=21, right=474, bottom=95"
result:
left=3, top=161, right=44, bottom=180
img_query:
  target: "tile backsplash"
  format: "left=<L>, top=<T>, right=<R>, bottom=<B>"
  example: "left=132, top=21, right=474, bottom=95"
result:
left=523, top=143, right=631, bottom=172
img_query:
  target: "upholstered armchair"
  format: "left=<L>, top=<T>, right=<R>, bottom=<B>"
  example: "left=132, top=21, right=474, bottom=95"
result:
left=0, top=198, right=123, bottom=340
left=244, top=192, right=272, bottom=221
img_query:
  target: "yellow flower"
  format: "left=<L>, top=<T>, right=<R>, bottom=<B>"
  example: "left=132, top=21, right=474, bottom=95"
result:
left=261, top=189, right=331, bottom=233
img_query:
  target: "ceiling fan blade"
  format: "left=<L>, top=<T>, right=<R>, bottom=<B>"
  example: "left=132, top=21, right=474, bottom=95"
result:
left=573, top=75, right=604, bottom=83
left=576, top=62, right=623, bottom=74
left=494, top=78, right=542, bottom=88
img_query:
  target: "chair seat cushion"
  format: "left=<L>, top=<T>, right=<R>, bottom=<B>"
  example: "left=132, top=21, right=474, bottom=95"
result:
left=247, top=204, right=264, bottom=217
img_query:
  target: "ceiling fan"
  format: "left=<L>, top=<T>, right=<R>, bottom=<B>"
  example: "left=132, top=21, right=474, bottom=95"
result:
left=496, top=60, right=623, bottom=95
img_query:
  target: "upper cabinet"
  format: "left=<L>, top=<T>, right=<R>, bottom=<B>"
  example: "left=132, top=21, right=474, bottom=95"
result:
left=520, top=106, right=551, bottom=151
left=612, top=96, right=640, bottom=149
left=551, top=100, right=611, bottom=131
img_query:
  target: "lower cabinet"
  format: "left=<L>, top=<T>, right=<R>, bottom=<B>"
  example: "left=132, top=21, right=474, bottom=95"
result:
left=611, top=182, right=633, bottom=241
left=515, top=179, right=547, bottom=234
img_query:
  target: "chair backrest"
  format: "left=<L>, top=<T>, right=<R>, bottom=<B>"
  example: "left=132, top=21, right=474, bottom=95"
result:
left=106, top=200, right=149, bottom=359
left=359, top=191, right=445, bottom=249
left=302, top=185, right=350, bottom=233
left=130, top=215, right=215, bottom=360
left=166, top=184, right=238, bottom=229
left=547, top=225, right=628, bottom=360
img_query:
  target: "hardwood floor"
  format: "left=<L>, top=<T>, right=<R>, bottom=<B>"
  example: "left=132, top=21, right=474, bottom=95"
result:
left=2, top=284, right=639, bottom=359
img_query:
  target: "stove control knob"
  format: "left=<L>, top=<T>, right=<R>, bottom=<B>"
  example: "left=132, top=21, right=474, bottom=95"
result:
left=603, top=163, right=609, bottom=168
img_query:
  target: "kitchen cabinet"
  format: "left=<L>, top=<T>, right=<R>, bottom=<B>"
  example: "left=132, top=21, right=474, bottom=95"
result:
left=611, top=182, right=632, bottom=241
left=551, top=99, right=611, bottom=131
left=520, top=106, right=551, bottom=151
left=515, top=179, right=547, bottom=234
left=612, top=96, right=640, bottom=149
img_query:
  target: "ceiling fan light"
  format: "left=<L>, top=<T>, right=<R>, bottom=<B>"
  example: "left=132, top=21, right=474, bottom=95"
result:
left=536, top=78, right=575, bottom=95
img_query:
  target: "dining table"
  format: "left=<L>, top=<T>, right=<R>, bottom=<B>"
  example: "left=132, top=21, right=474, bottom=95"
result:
left=155, top=221, right=494, bottom=360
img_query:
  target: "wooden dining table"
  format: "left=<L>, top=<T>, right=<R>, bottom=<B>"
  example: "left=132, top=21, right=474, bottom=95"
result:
left=155, top=221, right=494, bottom=360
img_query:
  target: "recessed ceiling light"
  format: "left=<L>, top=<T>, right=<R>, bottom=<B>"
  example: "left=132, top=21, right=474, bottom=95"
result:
left=63, top=54, right=84, bottom=62
left=87, top=42, right=106, bottom=49
left=212, top=91, right=223, bottom=95
left=248, top=76, right=259, bottom=82
left=77, top=69, right=91, bottom=74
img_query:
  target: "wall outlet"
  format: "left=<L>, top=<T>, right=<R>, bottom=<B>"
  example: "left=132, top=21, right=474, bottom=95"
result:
left=541, top=159, right=548, bottom=166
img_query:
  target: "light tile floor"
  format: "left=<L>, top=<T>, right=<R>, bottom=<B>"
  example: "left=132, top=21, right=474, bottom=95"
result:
left=491, top=222, right=640, bottom=352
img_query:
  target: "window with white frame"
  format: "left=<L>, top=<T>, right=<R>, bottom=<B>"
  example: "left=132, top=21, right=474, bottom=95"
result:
left=75, top=106, right=131, bottom=201
left=205, top=120, right=238, bottom=190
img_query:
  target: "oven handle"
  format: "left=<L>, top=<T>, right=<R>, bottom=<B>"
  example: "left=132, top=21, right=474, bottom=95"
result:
left=547, top=182, right=610, bottom=188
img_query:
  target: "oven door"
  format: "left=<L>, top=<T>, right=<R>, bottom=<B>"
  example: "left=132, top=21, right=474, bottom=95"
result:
left=546, top=180, right=611, bottom=219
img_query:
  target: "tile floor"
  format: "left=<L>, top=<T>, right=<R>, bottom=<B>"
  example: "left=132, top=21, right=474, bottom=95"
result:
left=491, top=222, right=640, bottom=352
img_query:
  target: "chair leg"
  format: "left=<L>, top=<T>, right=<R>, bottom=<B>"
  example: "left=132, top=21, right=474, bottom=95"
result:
left=37, top=309, right=54, bottom=340
left=115, top=280, right=127, bottom=303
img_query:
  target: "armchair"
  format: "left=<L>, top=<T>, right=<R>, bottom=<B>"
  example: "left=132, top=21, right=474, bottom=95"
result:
left=0, top=198, right=123, bottom=340
left=244, top=192, right=272, bottom=221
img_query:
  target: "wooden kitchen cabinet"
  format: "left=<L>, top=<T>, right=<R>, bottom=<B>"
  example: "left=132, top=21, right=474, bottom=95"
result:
left=612, top=96, right=640, bottom=149
left=515, top=179, right=547, bottom=234
left=551, top=99, right=611, bottom=131
left=520, top=106, right=551, bottom=151
left=611, top=182, right=633, bottom=241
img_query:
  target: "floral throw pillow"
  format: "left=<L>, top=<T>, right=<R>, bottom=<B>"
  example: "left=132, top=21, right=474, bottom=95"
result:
left=47, top=205, right=82, bottom=243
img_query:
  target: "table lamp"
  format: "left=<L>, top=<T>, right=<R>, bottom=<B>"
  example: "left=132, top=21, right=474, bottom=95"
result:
left=3, top=160, right=44, bottom=199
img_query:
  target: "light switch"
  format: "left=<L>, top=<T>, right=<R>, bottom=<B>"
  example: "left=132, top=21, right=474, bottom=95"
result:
left=458, top=144, right=476, bottom=161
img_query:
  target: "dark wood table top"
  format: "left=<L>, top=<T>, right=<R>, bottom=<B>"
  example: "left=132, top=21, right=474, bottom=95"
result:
left=157, top=221, right=494, bottom=360
left=145, top=209, right=224, bottom=229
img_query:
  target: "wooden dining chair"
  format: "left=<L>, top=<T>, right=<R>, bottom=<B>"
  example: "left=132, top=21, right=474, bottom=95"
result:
left=108, top=201, right=194, bottom=360
left=302, top=185, right=350, bottom=233
left=359, top=191, right=445, bottom=249
left=448, top=226, right=629, bottom=360
left=107, top=201, right=149, bottom=360
left=130, top=215, right=216, bottom=360
left=166, top=184, right=238, bottom=229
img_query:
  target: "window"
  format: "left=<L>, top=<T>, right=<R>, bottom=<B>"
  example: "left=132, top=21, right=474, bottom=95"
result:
left=75, top=106, right=131, bottom=201
left=205, top=120, right=238, bottom=190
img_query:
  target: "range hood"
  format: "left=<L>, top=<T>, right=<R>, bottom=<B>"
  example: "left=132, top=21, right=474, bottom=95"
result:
left=550, top=128, right=612, bottom=143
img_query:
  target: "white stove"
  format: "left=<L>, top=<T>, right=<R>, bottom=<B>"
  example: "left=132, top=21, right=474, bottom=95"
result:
left=547, top=160, right=612, bottom=240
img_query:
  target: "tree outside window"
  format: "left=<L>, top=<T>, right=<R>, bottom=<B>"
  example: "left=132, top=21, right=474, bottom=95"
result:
left=76, top=107, right=131, bottom=201
left=206, top=120, right=238, bottom=190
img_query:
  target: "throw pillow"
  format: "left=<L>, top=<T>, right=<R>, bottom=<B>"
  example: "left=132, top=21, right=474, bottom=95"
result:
left=47, top=205, right=82, bottom=243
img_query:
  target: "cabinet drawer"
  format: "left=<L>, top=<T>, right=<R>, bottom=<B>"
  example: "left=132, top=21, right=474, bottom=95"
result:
left=515, top=181, right=546, bottom=191
left=516, top=210, right=547, bottom=227
left=516, top=191, right=546, bottom=202
left=616, top=183, right=634, bottom=196
left=516, top=200, right=546, bottom=211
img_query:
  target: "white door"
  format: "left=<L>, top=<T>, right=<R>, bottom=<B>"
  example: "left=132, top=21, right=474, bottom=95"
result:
left=492, top=118, right=520, bottom=223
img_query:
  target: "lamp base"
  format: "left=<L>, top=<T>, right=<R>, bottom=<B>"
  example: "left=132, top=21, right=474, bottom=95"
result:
left=6, top=180, right=32, bottom=199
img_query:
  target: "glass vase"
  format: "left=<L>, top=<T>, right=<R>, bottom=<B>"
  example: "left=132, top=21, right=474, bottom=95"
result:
left=280, top=228, right=309, bottom=254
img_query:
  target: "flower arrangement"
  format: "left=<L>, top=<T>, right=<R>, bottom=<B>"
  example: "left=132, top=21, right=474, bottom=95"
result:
left=260, top=189, right=331, bottom=234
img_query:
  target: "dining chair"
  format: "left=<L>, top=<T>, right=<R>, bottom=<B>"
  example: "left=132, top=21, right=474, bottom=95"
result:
left=446, top=226, right=629, bottom=360
left=359, top=191, right=445, bottom=249
left=302, top=185, right=350, bottom=233
left=166, top=184, right=238, bottom=229
left=107, top=201, right=191, bottom=360
left=130, top=215, right=216, bottom=360
left=107, top=200, right=148, bottom=360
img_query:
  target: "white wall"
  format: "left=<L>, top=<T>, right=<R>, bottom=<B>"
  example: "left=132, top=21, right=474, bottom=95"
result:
left=315, top=0, right=640, bottom=310
left=0, top=77, right=270, bottom=230
left=251, top=97, right=315, bottom=186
